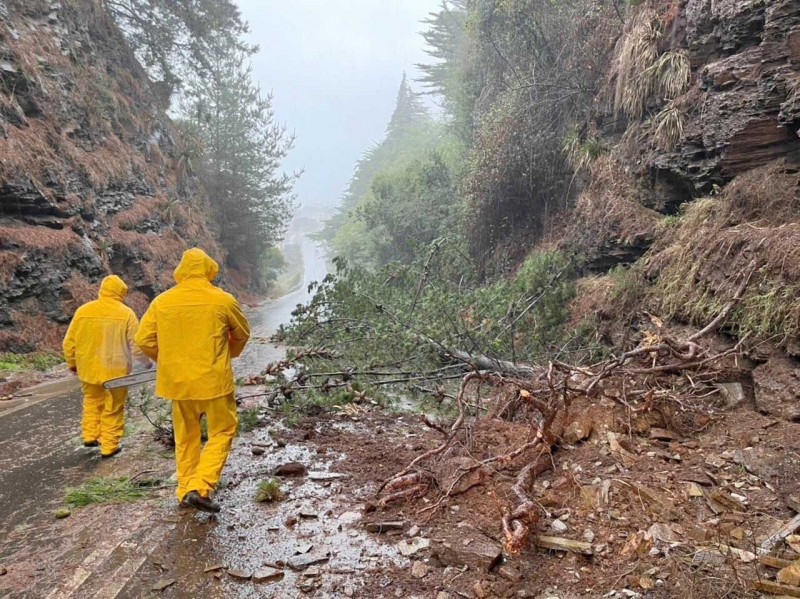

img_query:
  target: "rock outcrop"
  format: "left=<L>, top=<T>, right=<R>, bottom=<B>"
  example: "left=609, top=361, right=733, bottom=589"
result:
left=0, top=0, right=223, bottom=351
left=648, top=0, right=800, bottom=200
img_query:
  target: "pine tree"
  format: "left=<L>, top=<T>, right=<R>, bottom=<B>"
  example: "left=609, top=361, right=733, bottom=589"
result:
left=416, top=1, right=468, bottom=99
left=320, top=76, right=435, bottom=246
left=182, top=48, right=298, bottom=283
left=102, top=0, right=254, bottom=90
left=385, top=73, right=430, bottom=143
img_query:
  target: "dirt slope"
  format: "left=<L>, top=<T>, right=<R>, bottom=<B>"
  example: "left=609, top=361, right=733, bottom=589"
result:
left=0, top=0, right=224, bottom=352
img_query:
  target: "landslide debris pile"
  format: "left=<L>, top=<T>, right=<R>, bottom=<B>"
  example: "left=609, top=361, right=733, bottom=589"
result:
left=264, top=0, right=800, bottom=596
left=0, top=0, right=222, bottom=352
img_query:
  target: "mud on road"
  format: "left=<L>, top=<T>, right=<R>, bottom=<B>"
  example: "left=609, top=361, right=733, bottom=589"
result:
left=0, top=398, right=437, bottom=599
left=4, top=372, right=800, bottom=599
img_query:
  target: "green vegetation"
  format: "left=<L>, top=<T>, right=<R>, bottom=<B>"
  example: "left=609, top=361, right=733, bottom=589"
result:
left=268, top=243, right=304, bottom=298
left=321, top=74, right=449, bottom=268
left=0, top=352, right=61, bottom=372
left=275, top=246, right=581, bottom=407
left=180, top=48, right=297, bottom=287
left=254, top=478, right=284, bottom=503
left=564, top=127, right=606, bottom=171
left=102, top=0, right=253, bottom=91
left=98, top=0, right=297, bottom=292
left=237, top=407, right=261, bottom=434
left=64, top=476, right=161, bottom=508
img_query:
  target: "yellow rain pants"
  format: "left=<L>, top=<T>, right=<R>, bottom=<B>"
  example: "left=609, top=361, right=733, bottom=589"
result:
left=172, top=394, right=238, bottom=500
left=63, top=275, right=148, bottom=453
left=81, top=383, right=128, bottom=455
left=135, top=248, right=250, bottom=501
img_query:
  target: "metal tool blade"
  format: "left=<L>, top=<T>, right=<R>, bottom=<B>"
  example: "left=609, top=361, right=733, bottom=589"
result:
left=103, top=370, right=157, bottom=390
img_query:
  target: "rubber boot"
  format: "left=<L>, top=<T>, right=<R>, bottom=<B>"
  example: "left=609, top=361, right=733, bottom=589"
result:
left=101, top=447, right=122, bottom=459
left=182, top=491, right=221, bottom=514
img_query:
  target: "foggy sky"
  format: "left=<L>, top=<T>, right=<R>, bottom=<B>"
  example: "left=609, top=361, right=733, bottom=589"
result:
left=237, top=0, right=441, bottom=209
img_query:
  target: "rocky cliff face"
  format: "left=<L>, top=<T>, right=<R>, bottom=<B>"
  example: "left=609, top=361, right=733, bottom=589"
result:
left=650, top=0, right=800, bottom=202
left=579, top=0, right=800, bottom=267
left=571, top=0, right=800, bottom=415
left=0, top=0, right=223, bottom=352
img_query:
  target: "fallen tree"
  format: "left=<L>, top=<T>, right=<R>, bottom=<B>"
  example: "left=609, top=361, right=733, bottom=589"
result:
left=242, top=251, right=759, bottom=555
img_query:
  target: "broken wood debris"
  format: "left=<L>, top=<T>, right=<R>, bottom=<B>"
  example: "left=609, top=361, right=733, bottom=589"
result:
left=749, top=580, right=800, bottom=597
left=761, top=514, right=800, bottom=553
left=535, top=535, right=593, bottom=556
left=365, top=521, right=405, bottom=533
left=253, top=567, right=284, bottom=583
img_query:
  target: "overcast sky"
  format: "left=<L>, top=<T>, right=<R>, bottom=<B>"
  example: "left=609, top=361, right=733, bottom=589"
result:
left=236, top=0, right=440, bottom=208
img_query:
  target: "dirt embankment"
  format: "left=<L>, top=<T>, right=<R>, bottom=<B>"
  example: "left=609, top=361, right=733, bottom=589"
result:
left=556, top=0, right=800, bottom=418
left=0, top=0, right=230, bottom=354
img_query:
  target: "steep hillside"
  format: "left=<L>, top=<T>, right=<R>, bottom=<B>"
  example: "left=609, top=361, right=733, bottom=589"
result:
left=0, top=0, right=224, bottom=352
left=567, top=0, right=800, bottom=352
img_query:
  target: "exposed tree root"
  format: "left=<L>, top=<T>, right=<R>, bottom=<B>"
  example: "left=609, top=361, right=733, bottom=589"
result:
left=375, top=289, right=754, bottom=554
left=378, top=484, right=430, bottom=508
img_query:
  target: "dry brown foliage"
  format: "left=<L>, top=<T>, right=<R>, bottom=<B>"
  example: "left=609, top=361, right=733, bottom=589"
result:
left=560, top=156, right=660, bottom=267
left=647, top=162, right=800, bottom=341
left=10, top=311, right=65, bottom=352
left=61, top=275, right=98, bottom=316
left=0, top=225, right=82, bottom=253
left=125, top=291, right=151, bottom=318
left=0, top=251, right=22, bottom=283
left=113, top=197, right=161, bottom=231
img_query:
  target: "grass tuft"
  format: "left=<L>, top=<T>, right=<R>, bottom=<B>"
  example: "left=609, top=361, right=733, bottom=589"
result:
left=63, top=476, right=160, bottom=508
left=563, top=127, right=606, bottom=170
left=254, top=478, right=284, bottom=503
left=237, top=407, right=261, bottom=435
left=653, top=101, right=685, bottom=149
left=0, top=351, right=62, bottom=372
left=612, top=8, right=661, bottom=120
left=646, top=51, right=690, bottom=100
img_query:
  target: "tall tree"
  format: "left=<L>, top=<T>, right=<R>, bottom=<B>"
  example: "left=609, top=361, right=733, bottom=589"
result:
left=320, top=76, right=437, bottom=254
left=416, top=1, right=468, bottom=99
left=102, top=0, right=254, bottom=89
left=385, top=73, right=429, bottom=142
left=182, top=49, right=298, bottom=283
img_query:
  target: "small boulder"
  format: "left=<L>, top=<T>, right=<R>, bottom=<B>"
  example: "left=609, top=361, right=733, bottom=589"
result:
left=411, top=561, right=428, bottom=579
left=432, top=530, right=502, bottom=571
left=274, top=462, right=308, bottom=477
left=551, top=519, right=568, bottom=534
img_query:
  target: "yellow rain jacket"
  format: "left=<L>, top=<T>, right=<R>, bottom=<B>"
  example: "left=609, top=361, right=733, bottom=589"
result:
left=135, top=248, right=251, bottom=401
left=62, top=275, right=145, bottom=384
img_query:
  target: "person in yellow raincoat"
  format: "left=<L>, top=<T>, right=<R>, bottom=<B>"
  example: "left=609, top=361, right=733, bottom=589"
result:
left=63, top=275, right=149, bottom=458
left=136, top=248, right=250, bottom=513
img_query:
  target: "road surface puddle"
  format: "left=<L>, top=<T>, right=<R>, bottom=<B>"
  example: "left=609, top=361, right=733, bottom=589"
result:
left=134, top=423, right=408, bottom=598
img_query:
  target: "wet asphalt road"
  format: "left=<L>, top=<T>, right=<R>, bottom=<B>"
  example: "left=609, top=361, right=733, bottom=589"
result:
left=0, top=236, right=328, bottom=598
left=0, top=388, right=88, bottom=537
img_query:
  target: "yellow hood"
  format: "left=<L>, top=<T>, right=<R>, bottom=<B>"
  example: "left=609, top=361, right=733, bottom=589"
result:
left=98, top=275, right=128, bottom=301
left=174, top=248, right=219, bottom=284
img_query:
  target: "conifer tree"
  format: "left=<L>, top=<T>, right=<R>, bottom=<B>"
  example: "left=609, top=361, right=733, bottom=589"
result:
left=385, top=73, right=430, bottom=143
left=320, top=76, right=435, bottom=248
left=417, top=1, right=468, bottom=100
left=182, top=49, right=298, bottom=283
left=102, top=0, right=254, bottom=90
